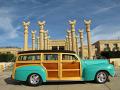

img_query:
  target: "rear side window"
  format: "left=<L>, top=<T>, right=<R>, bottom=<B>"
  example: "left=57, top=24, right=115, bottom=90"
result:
left=44, top=54, right=58, bottom=60
left=18, top=54, right=41, bottom=61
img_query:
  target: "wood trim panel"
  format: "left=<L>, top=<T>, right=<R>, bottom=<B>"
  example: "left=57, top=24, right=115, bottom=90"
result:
left=62, top=62, right=80, bottom=69
left=62, top=71, right=80, bottom=77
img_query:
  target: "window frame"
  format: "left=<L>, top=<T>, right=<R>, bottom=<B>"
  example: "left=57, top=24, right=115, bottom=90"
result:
left=43, top=53, right=59, bottom=61
left=17, top=54, right=41, bottom=61
left=61, top=53, right=79, bottom=61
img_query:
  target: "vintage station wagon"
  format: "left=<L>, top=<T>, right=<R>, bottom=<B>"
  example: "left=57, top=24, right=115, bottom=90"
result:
left=11, top=50, right=115, bottom=86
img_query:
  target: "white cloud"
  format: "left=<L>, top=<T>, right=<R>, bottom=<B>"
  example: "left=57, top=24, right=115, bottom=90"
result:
left=0, top=7, right=18, bottom=41
left=83, top=24, right=120, bottom=44
left=93, top=7, right=113, bottom=14
left=93, top=4, right=120, bottom=15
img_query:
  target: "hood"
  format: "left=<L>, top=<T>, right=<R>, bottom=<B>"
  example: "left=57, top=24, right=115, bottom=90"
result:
left=81, top=59, right=109, bottom=66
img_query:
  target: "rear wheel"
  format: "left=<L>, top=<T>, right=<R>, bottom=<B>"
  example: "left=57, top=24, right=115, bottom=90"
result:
left=95, top=71, right=108, bottom=84
left=27, top=73, right=43, bottom=86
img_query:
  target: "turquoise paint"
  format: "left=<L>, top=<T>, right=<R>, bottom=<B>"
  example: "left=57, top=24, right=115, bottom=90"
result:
left=14, top=65, right=47, bottom=82
left=81, top=59, right=115, bottom=81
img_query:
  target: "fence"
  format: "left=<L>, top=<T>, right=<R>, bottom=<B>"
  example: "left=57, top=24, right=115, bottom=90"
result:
left=0, top=62, right=14, bottom=73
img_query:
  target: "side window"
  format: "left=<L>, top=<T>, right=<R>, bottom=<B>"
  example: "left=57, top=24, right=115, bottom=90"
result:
left=18, top=55, right=27, bottom=61
left=62, top=54, right=78, bottom=60
left=18, top=54, right=41, bottom=61
left=44, top=54, right=58, bottom=60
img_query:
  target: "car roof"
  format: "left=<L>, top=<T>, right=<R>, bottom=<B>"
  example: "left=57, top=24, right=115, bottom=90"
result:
left=18, top=50, right=75, bottom=54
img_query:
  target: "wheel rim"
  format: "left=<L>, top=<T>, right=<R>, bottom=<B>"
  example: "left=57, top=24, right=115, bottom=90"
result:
left=30, top=74, right=40, bottom=85
left=97, top=72, right=107, bottom=83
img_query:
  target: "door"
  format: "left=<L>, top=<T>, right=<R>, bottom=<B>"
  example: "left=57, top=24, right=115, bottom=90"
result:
left=42, top=53, right=59, bottom=80
left=60, top=54, right=81, bottom=80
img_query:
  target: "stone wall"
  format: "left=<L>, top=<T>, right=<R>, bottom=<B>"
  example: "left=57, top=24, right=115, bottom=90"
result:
left=110, top=58, right=120, bottom=68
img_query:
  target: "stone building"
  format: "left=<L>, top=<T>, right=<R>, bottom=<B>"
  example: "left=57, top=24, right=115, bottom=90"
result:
left=79, top=40, right=120, bottom=59
left=93, top=40, right=120, bottom=54
left=0, top=47, right=22, bottom=55
left=79, top=45, right=96, bottom=59
left=48, top=40, right=65, bottom=50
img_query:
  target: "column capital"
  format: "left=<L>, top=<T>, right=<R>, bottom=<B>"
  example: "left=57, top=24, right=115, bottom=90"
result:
left=69, top=20, right=76, bottom=31
left=23, top=21, right=30, bottom=30
left=23, top=21, right=30, bottom=26
left=84, top=19, right=92, bottom=25
left=38, top=21, right=46, bottom=30
left=31, top=30, right=36, bottom=40
left=67, top=30, right=71, bottom=33
left=78, top=29, right=84, bottom=33
left=69, top=20, right=76, bottom=25
left=31, top=30, right=36, bottom=34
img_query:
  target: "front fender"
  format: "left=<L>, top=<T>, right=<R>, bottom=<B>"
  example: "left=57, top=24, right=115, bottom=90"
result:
left=14, top=65, right=47, bottom=82
left=82, top=64, right=115, bottom=81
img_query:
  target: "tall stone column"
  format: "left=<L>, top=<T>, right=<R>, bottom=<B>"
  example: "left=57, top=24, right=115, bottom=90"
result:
left=69, top=20, right=77, bottom=52
left=47, top=36, right=50, bottom=50
left=44, top=30, right=48, bottom=50
left=65, top=36, right=69, bottom=50
left=67, top=30, right=72, bottom=51
left=75, top=35, right=79, bottom=55
left=38, top=21, right=45, bottom=50
left=23, top=21, right=30, bottom=51
left=84, top=19, right=92, bottom=59
left=37, top=37, right=40, bottom=50
left=79, top=29, right=84, bottom=59
left=31, top=30, right=36, bottom=50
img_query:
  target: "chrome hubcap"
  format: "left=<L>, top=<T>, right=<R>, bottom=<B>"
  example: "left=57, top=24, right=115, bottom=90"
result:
left=30, top=74, right=40, bottom=84
left=97, top=72, right=107, bottom=83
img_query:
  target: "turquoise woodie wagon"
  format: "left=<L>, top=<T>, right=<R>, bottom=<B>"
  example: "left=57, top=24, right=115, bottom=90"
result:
left=11, top=50, right=115, bottom=86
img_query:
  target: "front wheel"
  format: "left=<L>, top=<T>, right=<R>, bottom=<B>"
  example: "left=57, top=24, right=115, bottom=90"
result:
left=95, top=71, right=108, bottom=84
left=27, top=73, right=43, bottom=86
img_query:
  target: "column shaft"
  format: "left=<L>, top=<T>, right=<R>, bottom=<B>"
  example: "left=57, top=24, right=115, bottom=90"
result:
left=44, top=31, right=48, bottom=50
left=76, top=35, right=79, bottom=55
left=32, top=31, right=36, bottom=50
left=38, top=21, right=45, bottom=50
left=79, top=30, right=84, bottom=59
left=67, top=31, right=72, bottom=51
left=65, top=36, right=69, bottom=50
left=37, top=37, right=40, bottom=50
left=40, top=30, right=44, bottom=50
left=84, top=20, right=92, bottom=59
left=23, top=21, right=30, bottom=51
left=69, top=20, right=77, bottom=52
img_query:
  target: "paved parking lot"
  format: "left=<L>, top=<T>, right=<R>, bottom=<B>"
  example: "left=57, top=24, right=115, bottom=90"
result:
left=0, top=68, right=120, bottom=90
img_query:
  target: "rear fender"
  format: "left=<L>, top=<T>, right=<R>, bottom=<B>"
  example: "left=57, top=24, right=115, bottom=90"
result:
left=14, top=65, right=47, bottom=82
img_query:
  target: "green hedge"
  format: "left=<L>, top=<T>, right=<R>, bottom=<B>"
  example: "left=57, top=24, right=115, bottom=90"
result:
left=0, top=53, right=16, bottom=62
left=101, top=51, right=120, bottom=58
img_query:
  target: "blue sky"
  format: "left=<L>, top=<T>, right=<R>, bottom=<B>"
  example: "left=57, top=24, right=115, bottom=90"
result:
left=0, top=0, right=120, bottom=47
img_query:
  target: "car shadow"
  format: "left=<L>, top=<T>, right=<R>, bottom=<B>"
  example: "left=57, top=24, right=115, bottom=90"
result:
left=4, top=77, right=95, bottom=86
left=4, top=77, right=26, bottom=86
left=43, top=81, right=89, bottom=85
